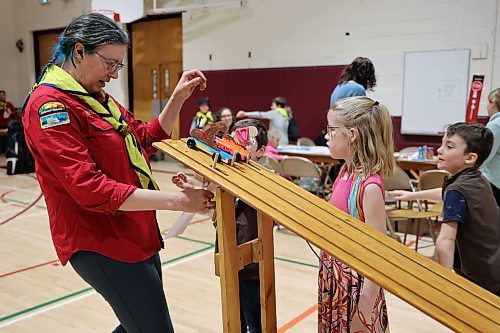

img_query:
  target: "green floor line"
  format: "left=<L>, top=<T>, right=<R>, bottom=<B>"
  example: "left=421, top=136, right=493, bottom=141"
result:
left=1, top=197, right=47, bottom=210
left=174, top=235, right=214, bottom=246
left=1, top=236, right=317, bottom=323
left=0, top=245, right=213, bottom=323
left=0, top=287, right=93, bottom=322
left=175, top=236, right=318, bottom=269
left=275, top=256, right=318, bottom=269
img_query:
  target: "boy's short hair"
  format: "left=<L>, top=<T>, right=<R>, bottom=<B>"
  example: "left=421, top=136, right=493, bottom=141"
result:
left=445, top=122, right=493, bottom=166
left=272, top=96, right=286, bottom=108
left=232, top=119, right=268, bottom=149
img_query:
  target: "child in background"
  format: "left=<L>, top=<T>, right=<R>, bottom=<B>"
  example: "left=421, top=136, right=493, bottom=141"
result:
left=319, top=96, right=394, bottom=332
left=237, top=96, right=289, bottom=145
left=215, top=107, right=235, bottom=133
left=190, top=97, right=214, bottom=131
left=264, top=129, right=286, bottom=161
left=391, top=123, right=500, bottom=295
left=172, top=119, right=268, bottom=333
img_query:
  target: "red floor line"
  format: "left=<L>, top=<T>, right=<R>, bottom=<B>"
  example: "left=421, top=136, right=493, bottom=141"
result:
left=0, top=190, right=15, bottom=204
left=275, top=234, right=430, bottom=332
left=0, top=259, right=59, bottom=278
left=277, top=304, right=318, bottom=332
left=405, top=235, right=424, bottom=248
left=0, top=216, right=212, bottom=278
left=0, top=189, right=30, bottom=208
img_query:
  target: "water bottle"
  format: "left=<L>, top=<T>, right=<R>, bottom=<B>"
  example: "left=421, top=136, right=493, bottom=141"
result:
left=418, top=146, right=424, bottom=159
left=427, top=146, right=434, bottom=159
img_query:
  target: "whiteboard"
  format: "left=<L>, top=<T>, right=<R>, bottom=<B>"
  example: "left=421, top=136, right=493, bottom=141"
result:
left=401, top=49, right=470, bottom=135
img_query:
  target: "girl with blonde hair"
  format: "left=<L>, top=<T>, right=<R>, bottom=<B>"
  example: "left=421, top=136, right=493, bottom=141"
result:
left=318, top=96, right=394, bottom=333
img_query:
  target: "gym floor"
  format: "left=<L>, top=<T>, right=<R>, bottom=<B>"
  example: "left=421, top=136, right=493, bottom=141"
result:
left=0, top=155, right=451, bottom=332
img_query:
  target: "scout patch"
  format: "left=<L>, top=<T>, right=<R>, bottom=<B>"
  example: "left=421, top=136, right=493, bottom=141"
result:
left=38, top=101, right=66, bottom=117
left=40, top=112, right=70, bottom=129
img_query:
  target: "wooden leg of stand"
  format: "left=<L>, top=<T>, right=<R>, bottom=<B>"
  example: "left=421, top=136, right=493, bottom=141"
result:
left=258, top=212, right=277, bottom=333
left=216, top=188, right=240, bottom=333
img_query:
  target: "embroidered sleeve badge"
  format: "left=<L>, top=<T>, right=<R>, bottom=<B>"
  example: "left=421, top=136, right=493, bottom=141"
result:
left=40, top=112, right=70, bottom=129
left=38, top=101, right=66, bottom=117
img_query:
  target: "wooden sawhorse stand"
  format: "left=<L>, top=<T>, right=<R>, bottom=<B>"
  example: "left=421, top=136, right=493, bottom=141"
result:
left=155, top=139, right=500, bottom=333
left=215, top=188, right=276, bottom=332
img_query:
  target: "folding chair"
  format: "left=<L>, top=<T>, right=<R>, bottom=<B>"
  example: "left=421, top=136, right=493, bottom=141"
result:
left=386, top=169, right=448, bottom=253
left=258, top=155, right=282, bottom=174
left=296, top=137, right=316, bottom=147
left=281, top=157, right=324, bottom=197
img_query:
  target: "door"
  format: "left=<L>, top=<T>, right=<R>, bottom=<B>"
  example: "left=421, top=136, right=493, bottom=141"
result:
left=33, top=28, right=64, bottom=78
left=130, top=16, right=182, bottom=139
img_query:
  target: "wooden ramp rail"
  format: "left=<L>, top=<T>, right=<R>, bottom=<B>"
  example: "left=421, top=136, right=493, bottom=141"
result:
left=154, top=139, right=500, bottom=333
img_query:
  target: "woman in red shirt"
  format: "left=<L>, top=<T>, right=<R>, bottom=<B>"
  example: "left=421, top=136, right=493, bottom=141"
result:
left=23, top=13, right=213, bottom=333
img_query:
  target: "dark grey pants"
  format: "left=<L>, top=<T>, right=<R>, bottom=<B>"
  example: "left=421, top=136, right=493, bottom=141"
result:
left=70, top=251, right=174, bottom=333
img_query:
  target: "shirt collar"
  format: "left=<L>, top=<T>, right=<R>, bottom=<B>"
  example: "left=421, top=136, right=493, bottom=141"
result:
left=489, top=112, right=500, bottom=121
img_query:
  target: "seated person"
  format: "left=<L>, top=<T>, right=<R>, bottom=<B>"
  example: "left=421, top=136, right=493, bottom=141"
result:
left=0, top=90, right=16, bottom=128
left=264, top=129, right=287, bottom=161
left=190, top=97, right=214, bottom=131
left=390, top=123, right=500, bottom=295
left=215, top=107, right=234, bottom=133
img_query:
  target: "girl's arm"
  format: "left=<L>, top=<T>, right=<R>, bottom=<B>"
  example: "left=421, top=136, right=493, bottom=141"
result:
left=352, top=183, right=386, bottom=330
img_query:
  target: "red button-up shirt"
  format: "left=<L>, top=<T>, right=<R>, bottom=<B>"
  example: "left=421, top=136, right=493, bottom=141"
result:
left=23, top=85, right=168, bottom=265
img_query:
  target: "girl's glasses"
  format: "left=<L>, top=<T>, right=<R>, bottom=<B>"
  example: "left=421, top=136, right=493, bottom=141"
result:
left=326, top=126, right=341, bottom=137
left=95, top=51, right=124, bottom=73
left=327, top=125, right=352, bottom=138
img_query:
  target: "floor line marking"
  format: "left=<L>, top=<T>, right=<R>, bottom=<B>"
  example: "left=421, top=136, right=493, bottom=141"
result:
left=0, top=184, right=41, bottom=194
left=0, top=217, right=211, bottom=279
left=0, top=259, right=60, bottom=278
left=0, top=246, right=213, bottom=327
left=278, top=304, right=318, bottom=332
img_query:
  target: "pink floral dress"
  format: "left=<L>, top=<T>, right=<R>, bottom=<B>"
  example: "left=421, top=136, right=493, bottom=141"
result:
left=318, top=170, right=389, bottom=333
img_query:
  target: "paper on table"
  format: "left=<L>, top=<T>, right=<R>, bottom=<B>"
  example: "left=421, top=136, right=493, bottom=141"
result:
left=163, top=212, right=196, bottom=239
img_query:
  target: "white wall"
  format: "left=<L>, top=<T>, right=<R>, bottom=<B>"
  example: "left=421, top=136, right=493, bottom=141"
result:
left=7, top=0, right=92, bottom=106
left=0, top=0, right=131, bottom=107
left=183, top=0, right=500, bottom=116
left=1, top=0, right=499, bottom=116
left=0, top=0, right=20, bottom=106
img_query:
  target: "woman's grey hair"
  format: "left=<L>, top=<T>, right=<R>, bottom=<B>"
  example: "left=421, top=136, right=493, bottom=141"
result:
left=51, top=13, right=129, bottom=68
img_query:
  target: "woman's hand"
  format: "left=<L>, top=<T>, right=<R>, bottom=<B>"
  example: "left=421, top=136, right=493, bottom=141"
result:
left=172, top=70, right=207, bottom=101
left=236, top=110, right=246, bottom=118
left=171, top=172, right=194, bottom=190
left=177, top=188, right=215, bottom=213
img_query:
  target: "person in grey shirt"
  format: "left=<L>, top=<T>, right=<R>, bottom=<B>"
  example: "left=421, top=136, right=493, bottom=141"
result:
left=481, top=88, right=500, bottom=207
left=236, top=96, right=289, bottom=145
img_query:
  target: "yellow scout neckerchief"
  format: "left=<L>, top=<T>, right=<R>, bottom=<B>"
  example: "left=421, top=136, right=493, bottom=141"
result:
left=38, top=65, right=159, bottom=190
left=196, top=110, right=214, bottom=128
left=276, top=107, right=289, bottom=120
